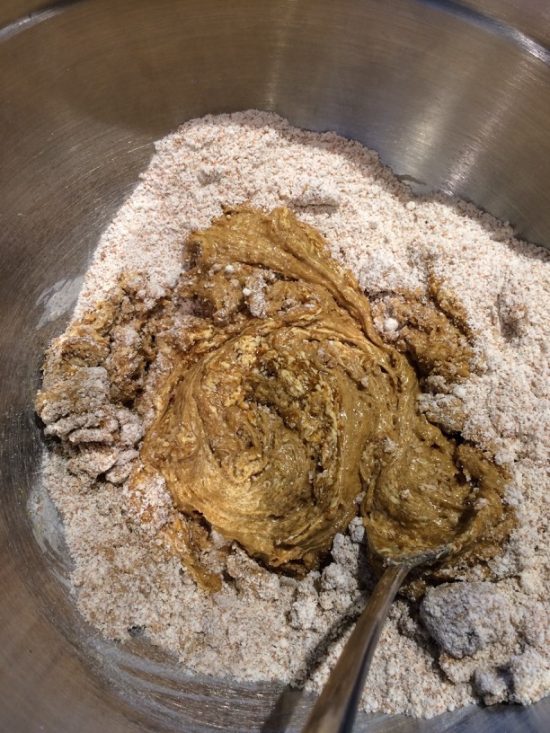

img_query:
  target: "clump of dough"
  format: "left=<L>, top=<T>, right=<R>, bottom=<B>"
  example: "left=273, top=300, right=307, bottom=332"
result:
left=37, top=208, right=513, bottom=592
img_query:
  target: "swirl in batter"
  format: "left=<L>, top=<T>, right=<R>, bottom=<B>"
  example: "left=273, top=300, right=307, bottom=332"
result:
left=134, top=207, right=512, bottom=588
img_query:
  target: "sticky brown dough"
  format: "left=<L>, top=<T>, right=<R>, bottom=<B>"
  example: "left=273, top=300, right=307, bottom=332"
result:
left=135, top=207, right=513, bottom=585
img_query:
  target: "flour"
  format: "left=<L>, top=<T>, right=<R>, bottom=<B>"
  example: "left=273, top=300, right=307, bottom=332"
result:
left=39, top=111, right=550, bottom=718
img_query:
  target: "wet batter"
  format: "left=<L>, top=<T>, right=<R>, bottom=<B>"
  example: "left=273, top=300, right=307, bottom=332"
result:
left=133, top=207, right=512, bottom=586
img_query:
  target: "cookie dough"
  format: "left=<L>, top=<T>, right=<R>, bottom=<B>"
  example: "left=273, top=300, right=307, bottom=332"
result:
left=134, top=207, right=512, bottom=585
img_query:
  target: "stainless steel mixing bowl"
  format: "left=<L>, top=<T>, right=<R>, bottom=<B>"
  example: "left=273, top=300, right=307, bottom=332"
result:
left=1, top=1, right=549, bottom=731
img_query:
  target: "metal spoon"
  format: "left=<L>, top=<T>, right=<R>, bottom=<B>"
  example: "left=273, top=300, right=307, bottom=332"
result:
left=301, top=546, right=448, bottom=733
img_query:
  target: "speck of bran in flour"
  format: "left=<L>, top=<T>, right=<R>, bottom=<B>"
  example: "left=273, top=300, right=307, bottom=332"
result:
left=41, top=110, right=549, bottom=718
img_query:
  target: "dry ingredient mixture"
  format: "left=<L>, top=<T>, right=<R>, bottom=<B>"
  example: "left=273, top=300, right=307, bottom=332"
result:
left=35, top=111, right=549, bottom=718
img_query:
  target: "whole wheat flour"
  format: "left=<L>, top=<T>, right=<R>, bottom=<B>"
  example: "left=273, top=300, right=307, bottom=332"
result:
left=37, top=111, right=550, bottom=718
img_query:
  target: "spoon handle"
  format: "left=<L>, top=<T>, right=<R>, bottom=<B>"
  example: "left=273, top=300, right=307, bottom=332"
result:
left=301, top=563, right=409, bottom=733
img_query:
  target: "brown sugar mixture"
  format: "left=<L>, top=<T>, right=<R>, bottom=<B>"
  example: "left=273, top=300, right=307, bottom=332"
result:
left=134, top=207, right=511, bottom=583
left=33, top=111, right=550, bottom=719
left=37, top=207, right=512, bottom=596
